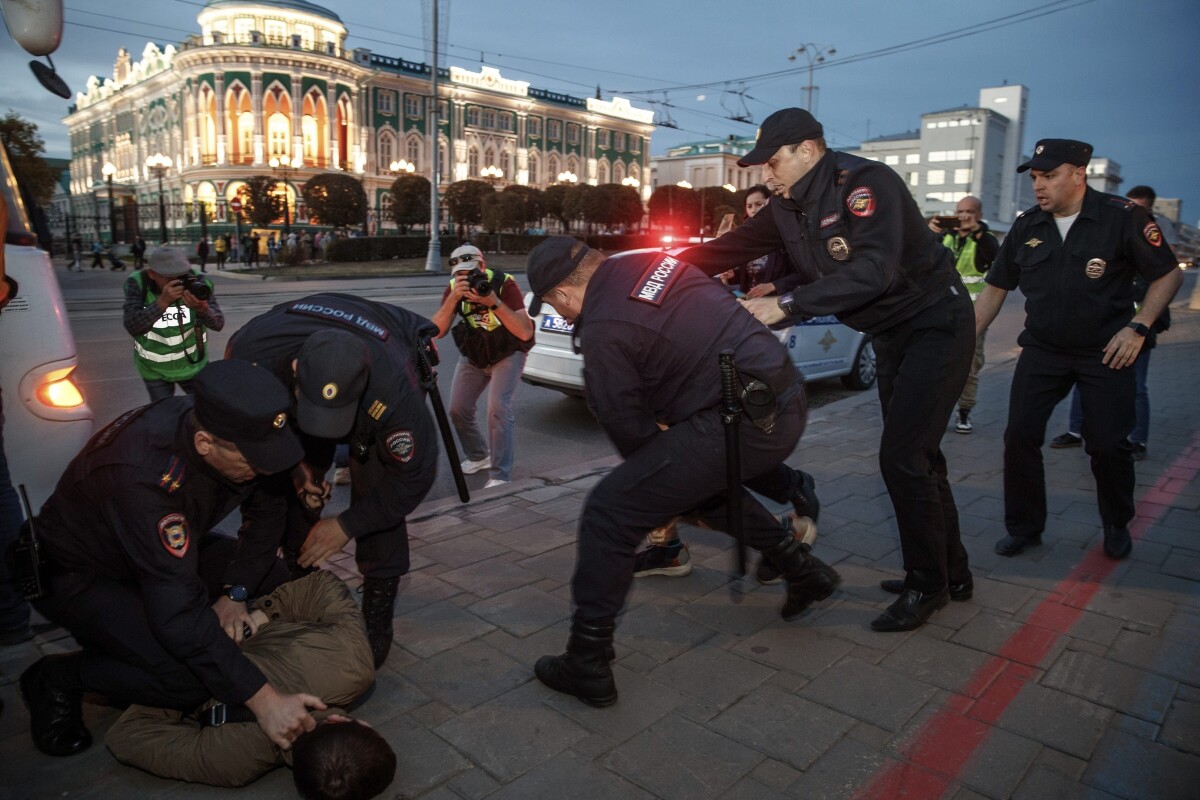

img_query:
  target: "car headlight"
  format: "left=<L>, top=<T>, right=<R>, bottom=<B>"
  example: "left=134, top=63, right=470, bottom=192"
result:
left=35, top=366, right=85, bottom=409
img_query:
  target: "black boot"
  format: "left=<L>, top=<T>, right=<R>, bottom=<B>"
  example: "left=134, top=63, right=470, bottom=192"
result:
left=764, top=534, right=841, bottom=620
left=871, top=570, right=949, bottom=632
left=534, top=618, right=618, bottom=708
left=790, top=469, right=821, bottom=524
left=361, top=576, right=400, bottom=669
left=20, top=654, right=92, bottom=757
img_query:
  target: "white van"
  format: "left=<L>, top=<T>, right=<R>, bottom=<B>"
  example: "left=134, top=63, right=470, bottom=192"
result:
left=0, top=146, right=94, bottom=508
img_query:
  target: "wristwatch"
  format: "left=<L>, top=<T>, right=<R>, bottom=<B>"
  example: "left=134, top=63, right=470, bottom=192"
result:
left=225, top=585, right=248, bottom=603
left=1126, top=321, right=1149, bottom=337
left=777, top=293, right=798, bottom=317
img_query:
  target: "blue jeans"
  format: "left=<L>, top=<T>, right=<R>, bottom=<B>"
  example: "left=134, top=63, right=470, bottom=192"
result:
left=0, top=387, right=31, bottom=632
left=1067, top=346, right=1148, bottom=444
left=448, top=352, right=526, bottom=481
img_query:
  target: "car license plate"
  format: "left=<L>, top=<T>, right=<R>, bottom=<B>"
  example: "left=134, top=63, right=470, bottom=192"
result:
left=540, top=315, right=574, bottom=334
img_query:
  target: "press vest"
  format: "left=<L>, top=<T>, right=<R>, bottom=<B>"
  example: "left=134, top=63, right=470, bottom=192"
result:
left=449, top=269, right=532, bottom=368
left=942, top=232, right=991, bottom=297
left=131, top=270, right=211, bottom=382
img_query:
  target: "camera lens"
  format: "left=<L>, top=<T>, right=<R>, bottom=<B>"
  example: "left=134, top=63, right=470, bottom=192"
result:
left=468, top=272, right=492, bottom=296
left=184, top=276, right=212, bottom=301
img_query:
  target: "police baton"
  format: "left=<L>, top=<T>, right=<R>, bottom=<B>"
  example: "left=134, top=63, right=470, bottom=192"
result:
left=416, top=338, right=470, bottom=503
left=720, top=350, right=747, bottom=582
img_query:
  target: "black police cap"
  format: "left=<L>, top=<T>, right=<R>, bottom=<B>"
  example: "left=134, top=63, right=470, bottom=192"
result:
left=526, top=236, right=589, bottom=316
left=193, top=360, right=303, bottom=474
left=295, top=329, right=371, bottom=440
left=738, top=108, right=824, bottom=167
left=1017, top=139, right=1093, bottom=173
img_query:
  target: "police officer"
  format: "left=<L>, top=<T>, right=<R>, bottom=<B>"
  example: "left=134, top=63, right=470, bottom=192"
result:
left=226, top=293, right=440, bottom=667
left=678, top=108, right=976, bottom=633
left=975, top=139, right=1181, bottom=560
left=20, top=360, right=321, bottom=758
left=526, top=237, right=841, bottom=708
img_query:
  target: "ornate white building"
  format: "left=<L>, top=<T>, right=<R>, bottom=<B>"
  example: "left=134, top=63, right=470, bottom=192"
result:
left=64, top=0, right=654, bottom=242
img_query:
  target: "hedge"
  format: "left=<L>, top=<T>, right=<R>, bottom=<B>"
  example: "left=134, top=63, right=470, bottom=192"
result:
left=324, top=235, right=462, bottom=263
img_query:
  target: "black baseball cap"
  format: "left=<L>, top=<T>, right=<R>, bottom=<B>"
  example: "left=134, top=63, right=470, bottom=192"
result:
left=526, top=236, right=589, bottom=316
left=1017, top=139, right=1093, bottom=173
left=193, top=360, right=303, bottom=474
left=295, top=330, right=371, bottom=439
left=738, top=108, right=825, bottom=167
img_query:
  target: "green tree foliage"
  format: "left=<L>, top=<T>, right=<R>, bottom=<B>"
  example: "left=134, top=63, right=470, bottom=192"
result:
left=389, top=174, right=431, bottom=229
left=481, top=191, right=528, bottom=233
left=542, top=184, right=571, bottom=230
left=563, top=184, right=602, bottom=233
left=239, top=175, right=284, bottom=228
left=500, top=184, right=544, bottom=229
left=647, top=185, right=699, bottom=233
left=302, top=172, right=367, bottom=229
left=593, top=184, right=644, bottom=231
left=0, top=112, right=58, bottom=205
left=699, top=186, right=738, bottom=235
left=444, top=179, right=495, bottom=237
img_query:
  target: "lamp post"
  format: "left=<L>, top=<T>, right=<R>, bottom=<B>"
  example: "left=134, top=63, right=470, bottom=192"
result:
left=102, top=161, right=117, bottom=244
left=556, top=170, right=577, bottom=185
left=788, top=43, right=836, bottom=112
left=269, top=155, right=302, bottom=236
left=145, top=153, right=172, bottom=244
left=390, top=159, right=416, bottom=174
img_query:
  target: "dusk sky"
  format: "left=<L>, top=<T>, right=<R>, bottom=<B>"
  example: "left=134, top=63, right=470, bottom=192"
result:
left=2, top=0, right=1198, bottom=223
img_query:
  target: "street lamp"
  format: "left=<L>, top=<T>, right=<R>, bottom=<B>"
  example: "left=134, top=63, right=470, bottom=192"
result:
left=788, top=43, right=836, bottom=112
left=390, top=159, right=415, bottom=174
left=145, top=153, right=172, bottom=244
left=621, top=176, right=640, bottom=188
left=556, top=171, right=577, bottom=184
left=102, top=161, right=117, bottom=244
left=722, top=183, right=738, bottom=193
left=269, top=155, right=303, bottom=236
left=480, top=165, right=503, bottom=182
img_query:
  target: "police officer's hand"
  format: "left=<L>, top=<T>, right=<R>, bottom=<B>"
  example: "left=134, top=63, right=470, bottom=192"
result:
left=746, top=282, right=777, bottom=299
left=1102, top=326, right=1145, bottom=370
left=298, top=517, right=350, bottom=568
left=740, top=296, right=787, bottom=326
left=292, top=462, right=329, bottom=497
left=212, top=596, right=258, bottom=643
left=156, top=280, right=186, bottom=309
left=245, top=684, right=325, bottom=750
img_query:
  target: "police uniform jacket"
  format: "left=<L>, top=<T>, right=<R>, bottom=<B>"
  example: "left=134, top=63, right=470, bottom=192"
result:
left=986, top=187, right=1178, bottom=353
left=36, top=398, right=288, bottom=705
left=106, top=571, right=375, bottom=787
left=680, top=150, right=960, bottom=334
left=226, top=293, right=439, bottom=540
left=579, top=251, right=798, bottom=457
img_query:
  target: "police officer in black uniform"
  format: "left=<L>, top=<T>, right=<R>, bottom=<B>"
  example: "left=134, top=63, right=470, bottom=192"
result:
left=678, top=108, right=976, bottom=633
left=526, top=237, right=841, bottom=707
left=19, top=360, right=324, bottom=758
left=975, top=139, right=1181, bottom=559
left=226, top=293, right=441, bottom=667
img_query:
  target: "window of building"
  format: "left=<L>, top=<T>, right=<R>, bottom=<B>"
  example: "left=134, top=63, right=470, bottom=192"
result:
left=906, top=153, right=920, bottom=164
left=234, top=17, right=254, bottom=42
left=406, top=136, right=421, bottom=168
left=909, top=172, right=919, bottom=187
left=404, top=94, right=422, bottom=118
left=528, top=152, right=540, bottom=184
left=302, top=115, right=319, bottom=160
left=885, top=155, right=900, bottom=165
left=468, top=146, right=479, bottom=176
left=483, top=147, right=496, bottom=174
left=927, top=169, right=945, bottom=186
left=597, top=129, right=611, bottom=149
left=527, top=116, right=542, bottom=137
left=954, top=168, right=972, bottom=185
left=268, top=112, right=289, bottom=158
left=614, top=131, right=625, bottom=151
left=482, top=108, right=496, bottom=129
left=926, top=122, right=936, bottom=129
left=547, top=153, right=559, bottom=178
left=566, top=124, right=580, bottom=145
left=613, top=161, right=625, bottom=184
left=501, top=150, right=511, bottom=177
left=378, top=132, right=394, bottom=168
left=597, top=160, right=609, bottom=184
left=629, top=136, right=640, bottom=154
left=438, top=141, right=449, bottom=182
left=467, top=107, right=480, bottom=127
left=377, top=90, right=394, bottom=115
left=937, top=121, right=948, bottom=128
left=438, top=100, right=449, bottom=119
left=929, top=151, right=946, bottom=162
left=295, top=24, right=314, bottom=48
left=500, top=112, right=514, bottom=131
left=547, top=119, right=561, bottom=140
left=264, top=19, right=286, bottom=45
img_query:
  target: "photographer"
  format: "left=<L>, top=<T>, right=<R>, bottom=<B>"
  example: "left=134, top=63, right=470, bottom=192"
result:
left=122, top=246, right=224, bottom=402
left=431, top=244, right=535, bottom=489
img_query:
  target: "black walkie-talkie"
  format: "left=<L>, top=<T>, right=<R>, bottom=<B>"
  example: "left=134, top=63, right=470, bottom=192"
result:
left=11, top=485, right=48, bottom=600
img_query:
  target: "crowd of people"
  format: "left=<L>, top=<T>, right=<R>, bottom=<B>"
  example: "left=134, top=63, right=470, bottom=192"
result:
left=0, top=103, right=1184, bottom=794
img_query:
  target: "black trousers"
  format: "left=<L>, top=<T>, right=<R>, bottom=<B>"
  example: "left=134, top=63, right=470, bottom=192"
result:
left=573, top=393, right=806, bottom=622
left=872, top=287, right=974, bottom=591
left=1003, top=344, right=1135, bottom=538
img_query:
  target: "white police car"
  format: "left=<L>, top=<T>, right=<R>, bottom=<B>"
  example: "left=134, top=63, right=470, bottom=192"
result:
left=521, top=262, right=876, bottom=397
left=0, top=145, right=94, bottom=508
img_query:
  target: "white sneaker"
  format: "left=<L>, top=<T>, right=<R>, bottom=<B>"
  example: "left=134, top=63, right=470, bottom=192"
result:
left=483, top=478, right=509, bottom=489
left=332, top=467, right=351, bottom=485
left=461, top=456, right=491, bottom=475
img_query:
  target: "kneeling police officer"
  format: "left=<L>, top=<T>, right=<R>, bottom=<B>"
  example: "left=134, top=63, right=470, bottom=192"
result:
left=526, top=237, right=841, bottom=708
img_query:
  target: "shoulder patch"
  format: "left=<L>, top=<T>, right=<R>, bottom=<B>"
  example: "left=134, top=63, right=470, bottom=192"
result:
left=157, top=513, right=190, bottom=558
left=846, top=186, right=876, bottom=218
left=629, top=253, right=685, bottom=306
left=1106, top=196, right=1136, bottom=211
left=385, top=429, right=415, bottom=462
left=835, top=169, right=848, bottom=187
left=1143, top=221, right=1163, bottom=247
left=158, top=456, right=187, bottom=495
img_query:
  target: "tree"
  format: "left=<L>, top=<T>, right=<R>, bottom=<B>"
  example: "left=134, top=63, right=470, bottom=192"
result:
left=542, top=184, right=571, bottom=231
left=239, top=175, right=284, bottom=228
left=699, top=186, right=738, bottom=235
left=0, top=113, right=58, bottom=205
left=302, top=172, right=367, bottom=229
left=647, top=185, right=698, bottom=233
left=500, top=184, right=544, bottom=230
left=481, top=191, right=527, bottom=235
left=593, top=184, right=644, bottom=231
left=389, top=174, right=430, bottom=230
left=563, top=184, right=603, bottom=234
left=443, top=179, right=495, bottom=238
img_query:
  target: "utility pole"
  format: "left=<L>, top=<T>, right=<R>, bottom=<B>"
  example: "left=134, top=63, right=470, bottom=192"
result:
left=424, top=0, right=442, bottom=272
left=788, top=44, right=836, bottom=113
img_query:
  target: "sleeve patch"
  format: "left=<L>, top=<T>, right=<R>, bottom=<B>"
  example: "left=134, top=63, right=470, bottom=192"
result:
left=385, top=429, right=415, bottom=462
left=157, top=513, right=190, bottom=558
left=846, top=186, right=876, bottom=218
left=1143, top=222, right=1163, bottom=247
left=629, top=254, right=685, bottom=306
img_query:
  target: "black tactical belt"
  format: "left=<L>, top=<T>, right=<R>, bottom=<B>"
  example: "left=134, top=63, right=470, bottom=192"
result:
left=199, top=702, right=256, bottom=728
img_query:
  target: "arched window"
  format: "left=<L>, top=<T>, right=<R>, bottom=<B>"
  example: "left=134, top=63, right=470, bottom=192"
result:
left=500, top=150, right=511, bottom=178
left=597, top=159, right=609, bottom=184
left=483, top=147, right=496, bottom=174
left=566, top=156, right=579, bottom=177
left=302, top=89, right=328, bottom=166
left=438, top=140, right=450, bottom=183
left=468, top=146, right=479, bottom=177
left=613, top=160, right=625, bottom=184
left=528, top=151, right=540, bottom=185
left=406, top=136, right=421, bottom=168
left=378, top=131, right=395, bottom=170
left=225, top=83, right=252, bottom=165
left=263, top=84, right=292, bottom=159
left=199, top=85, right=217, bottom=165
left=547, top=153, right=559, bottom=180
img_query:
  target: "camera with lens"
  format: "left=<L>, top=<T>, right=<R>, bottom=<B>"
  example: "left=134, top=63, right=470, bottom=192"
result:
left=180, top=274, right=212, bottom=301
left=467, top=271, right=493, bottom=296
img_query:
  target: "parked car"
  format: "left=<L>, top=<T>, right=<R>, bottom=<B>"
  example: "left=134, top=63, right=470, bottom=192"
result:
left=0, top=145, right=94, bottom=508
left=521, top=250, right=876, bottom=397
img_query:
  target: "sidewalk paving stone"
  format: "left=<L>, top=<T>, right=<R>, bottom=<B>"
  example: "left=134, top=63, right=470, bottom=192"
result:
left=800, top=658, right=938, bottom=732
left=708, top=686, right=856, bottom=770
left=1082, top=727, right=1200, bottom=800
left=1042, top=649, right=1176, bottom=723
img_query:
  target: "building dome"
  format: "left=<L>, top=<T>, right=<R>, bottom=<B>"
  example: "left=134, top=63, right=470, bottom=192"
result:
left=201, top=0, right=342, bottom=25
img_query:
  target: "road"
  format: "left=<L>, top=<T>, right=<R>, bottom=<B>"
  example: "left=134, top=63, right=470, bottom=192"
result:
left=59, top=267, right=1033, bottom=505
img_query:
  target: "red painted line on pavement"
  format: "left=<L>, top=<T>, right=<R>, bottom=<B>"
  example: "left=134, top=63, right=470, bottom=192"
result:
left=854, top=430, right=1200, bottom=800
